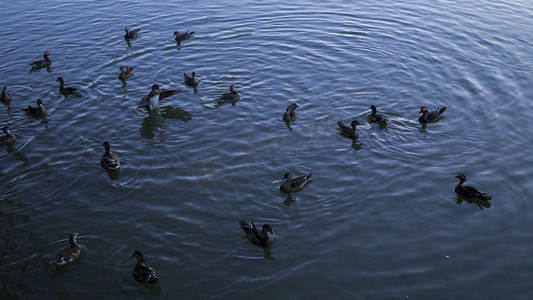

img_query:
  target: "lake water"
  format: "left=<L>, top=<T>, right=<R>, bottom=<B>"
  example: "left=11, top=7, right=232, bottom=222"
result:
left=1, top=0, right=533, bottom=298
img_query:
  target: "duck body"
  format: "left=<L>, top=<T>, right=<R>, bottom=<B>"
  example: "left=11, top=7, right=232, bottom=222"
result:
left=1, top=86, right=12, bottom=104
left=174, top=30, right=195, bottom=42
left=239, top=220, right=275, bottom=247
left=338, top=120, right=361, bottom=139
left=131, top=251, right=159, bottom=285
left=100, top=141, right=120, bottom=171
left=369, top=105, right=388, bottom=124
left=455, top=173, right=492, bottom=200
left=282, top=103, right=298, bottom=122
left=138, top=84, right=160, bottom=110
left=119, top=66, right=134, bottom=80
left=124, top=27, right=140, bottom=39
left=419, top=106, right=446, bottom=123
left=218, top=84, right=239, bottom=103
left=56, top=77, right=78, bottom=96
left=138, top=84, right=181, bottom=110
left=280, top=172, right=312, bottom=193
left=56, top=233, right=81, bottom=265
left=22, top=99, right=46, bottom=117
left=0, top=126, right=16, bottom=145
left=184, top=72, right=199, bottom=87
left=28, top=51, right=51, bottom=68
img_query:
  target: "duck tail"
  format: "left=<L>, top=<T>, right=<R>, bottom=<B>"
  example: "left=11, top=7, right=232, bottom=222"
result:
left=438, top=107, right=447, bottom=116
left=305, top=173, right=312, bottom=180
left=239, top=220, right=250, bottom=229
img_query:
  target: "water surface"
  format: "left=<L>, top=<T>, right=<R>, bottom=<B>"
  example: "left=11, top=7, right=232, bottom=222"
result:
left=1, top=0, right=533, bottom=298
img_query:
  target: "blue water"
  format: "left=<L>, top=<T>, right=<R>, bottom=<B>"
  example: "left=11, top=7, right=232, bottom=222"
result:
left=1, top=0, right=533, bottom=298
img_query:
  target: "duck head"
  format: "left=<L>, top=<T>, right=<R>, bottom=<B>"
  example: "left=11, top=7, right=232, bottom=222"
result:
left=290, top=103, right=299, bottom=109
left=351, top=120, right=361, bottom=128
left=124, top=27, right=129, bottom=33
left=283, top=172, right=293, bottom=180
left=44, top=51, right=51, bottom=58
left=191, top=72, right=196, bottom=78
left=229, top=84, right=235, bottom=93
left=131, top=250, right=145, bottom=262
left=69, top=232, right=79, bottom=245
left=101, top=141, right=111, bottom=154
left=455, top=173, right=467, bottom=182
left=174, top=31, right=180, bottom=36
left=3, top=126, right=10, bottom=134
left=37, top=99, right=44, bottom=107
left=120, top=66, right=125, bottom=72
left=262, top=224, right=275, bottom=235
left=56, top=77, right=64, bottom=84
left=151, top=84, right=160, bottom=93
left=419, top=107, right=428, bottom=114
left=370, top=105, right=377, bottom=114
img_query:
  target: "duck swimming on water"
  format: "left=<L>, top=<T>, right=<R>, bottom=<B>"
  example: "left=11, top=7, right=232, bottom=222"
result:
left=184, top=72, right=199, bottom=87
left=1, top=86, right=12, bottom=104
left=174, top=30, right=195, bottom=42
left=338, top=120, right=361, bottom=139
left=368, top=105, right=388, bottom=125
left=138, top=84, right=182, bottom=110
left=55, top=233, right=81, bottom=265
left=28, top=51, right=51, bottom=68
left=118, top=66, right=134, bottom=80
left=56, top=77, right=78, bottom=96
left=22, top=99, right=46, bottom=117
left=0, top=126, right=16, bottom=145
left=282, top=103, right=298, bottom=122
left=419, top=106, right=446, bottom=123
left=239, top=220, right=275, bottom=247
left=455, top=173, right=492, bottom=200
left=131, top=251, right=159, bottom=285
left=124, top=27, right=140, bottom=39
left=100, top=141, right=120, bottom=171
left=280, top=172, right=312, bottom=193
left=217, top=84, right=239, bottom=103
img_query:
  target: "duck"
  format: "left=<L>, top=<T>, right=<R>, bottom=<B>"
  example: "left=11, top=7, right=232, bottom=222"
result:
left=0, top=126, right=16, bottom=145
left=28, top=51, right=51, bottom=68
left=174, top=30, right=195, bottom=42
left=280, top=172, right=312, bottom=193
left=118, top=66, right=134, bottom=80
left=55, top=232, right=81, bottom=265
left=184, top=72, right=199, bottom=87
left=22, top=99, right=46, bottom=117
left=419, top=106, right=446, bottom=123
left=217, top=84, right=239, bottom=103
left=100, top=141, right=120, bottom=171
left=138, top=84, right=181, bottom=110
left=282, top=103, right=298, bottom=122
left=124, top=27, right=140, bottom=39
left=56, top=77, right=78, bottom=96
left=338, top=120, right=361, bottom=139
left=369, top=105, right=388, bottom=124
left=455, top=173, right=492, bottom=200
left=239, top=220, right=275, bottom=247
left=131, top=250, right=159, bottom=285
left=1, top=86, right=12, bottom=104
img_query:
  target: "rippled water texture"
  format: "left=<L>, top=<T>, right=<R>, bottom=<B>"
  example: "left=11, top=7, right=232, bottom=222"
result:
left=1, top=0, right=533, bottom=298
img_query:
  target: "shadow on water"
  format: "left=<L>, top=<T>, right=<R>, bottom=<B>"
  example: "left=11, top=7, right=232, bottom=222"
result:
left=283, top=193, right=296, bottom=207
left=263, top=247, right=275, bottom=261
left=351, top=139, right=363, bottom=151
left=139, top=106, right=192, bottom=139
left=104, top=169, right=120, bottom=181
left=284, top=121, right=293, bottom=132
left=455, top=196, right=491, bottom=210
